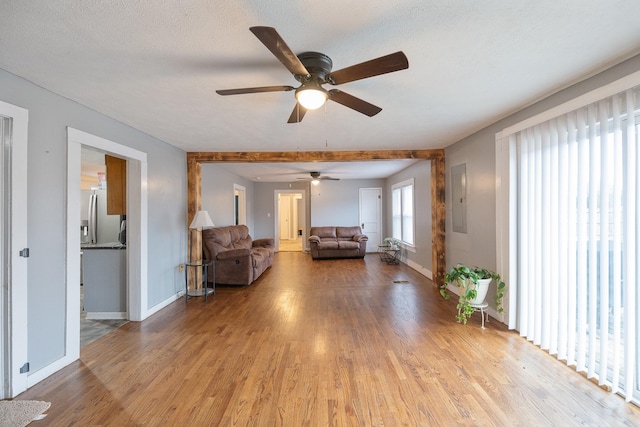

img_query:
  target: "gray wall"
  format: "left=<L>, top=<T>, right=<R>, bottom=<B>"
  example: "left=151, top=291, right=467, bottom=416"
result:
left=253, top=181, right=309, bottom=240
left=445, top=53, right=640, bottom=312
left=201, top=164, right=255, bottom=231
left=310, top=178, right=385, bottom=226
left=0, top=70, right=187, bottom=373
left=386, top=160, right=432, bottom=271
left=200, top=170, right=392, bottom=244
left=200, top=163, right=436, bottom=272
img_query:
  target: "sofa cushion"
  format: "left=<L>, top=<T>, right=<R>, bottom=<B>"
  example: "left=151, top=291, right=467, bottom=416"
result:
left=336, top=226, right=362, bottom=239
left=252, top=247, right=273, bottom=266
left=311, top=226, right=337, bottom=239
left=338, top=240, right=360, bottom=250
left=203, top=225, right=253, bottom=257
left=251, top=250, right=266, bottom=267
left=216, top=248, right=251, bottom=260
left=317, top=240, right=339, bottom=250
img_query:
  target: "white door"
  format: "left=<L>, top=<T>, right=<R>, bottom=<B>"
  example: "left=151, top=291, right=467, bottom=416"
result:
left=359, top=188, right=382, bottom=251
left=279, top=195, right=292, bottom=240
left=0, top=101, right=29, bottom=398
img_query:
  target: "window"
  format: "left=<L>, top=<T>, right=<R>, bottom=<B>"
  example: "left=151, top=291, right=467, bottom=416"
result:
left=392, top=178, right=414, bottom=246
left=497, top=84, right=640, bottom=404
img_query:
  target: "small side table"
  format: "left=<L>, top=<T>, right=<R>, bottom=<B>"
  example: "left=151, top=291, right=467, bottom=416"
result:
left=378, top=245, right=400, bottom=264
left=185, top=260, right=214, bottom=302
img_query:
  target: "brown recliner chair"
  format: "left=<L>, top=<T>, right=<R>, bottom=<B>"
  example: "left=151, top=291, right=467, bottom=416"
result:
left=202, top=225, right=275, bottom=285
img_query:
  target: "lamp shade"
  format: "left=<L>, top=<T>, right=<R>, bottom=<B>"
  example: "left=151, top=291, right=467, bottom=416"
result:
left=189, top=210, right=215, bottom=229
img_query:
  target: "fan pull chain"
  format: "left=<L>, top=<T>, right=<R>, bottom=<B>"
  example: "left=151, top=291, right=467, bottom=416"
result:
left=324, top=102, right=328, bottom=148
left=296, top=103, right=300, bottom=154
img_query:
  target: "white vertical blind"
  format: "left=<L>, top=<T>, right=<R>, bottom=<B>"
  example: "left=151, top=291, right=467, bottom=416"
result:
left=511, top=86, right=640, bottom=402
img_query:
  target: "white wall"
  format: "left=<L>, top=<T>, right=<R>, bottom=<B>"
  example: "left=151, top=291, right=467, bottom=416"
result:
left=0, top=69, right=187, bottom=374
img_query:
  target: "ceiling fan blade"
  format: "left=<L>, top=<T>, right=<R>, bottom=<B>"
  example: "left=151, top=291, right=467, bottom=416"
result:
left=216, top=85, right=294, bottom=96
left=328, top=89, right=382, bottom=117
left=327, top=51, right=408, bottom=85
left=249, top=26, right=310, bottom=77
left=287, top=103, right=307, bottom=123
left=320, top=177, right=340, bottom=181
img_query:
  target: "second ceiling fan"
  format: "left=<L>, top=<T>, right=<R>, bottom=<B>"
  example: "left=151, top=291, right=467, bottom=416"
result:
left=297, top=171, right=340, bottom=184
left=216, top=26, right=409, bottom=123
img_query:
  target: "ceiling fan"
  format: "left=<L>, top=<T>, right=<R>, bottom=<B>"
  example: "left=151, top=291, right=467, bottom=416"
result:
left=298, top=171, right=340, bottom=185
left=216, top=26, right=409, bottom=123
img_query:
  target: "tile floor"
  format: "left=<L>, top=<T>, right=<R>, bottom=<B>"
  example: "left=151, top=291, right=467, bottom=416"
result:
left=80, top=285, right=128, bottom=348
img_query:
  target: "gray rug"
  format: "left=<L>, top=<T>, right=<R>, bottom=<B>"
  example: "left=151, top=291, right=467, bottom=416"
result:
left=0, top=400, right=50, bottom=427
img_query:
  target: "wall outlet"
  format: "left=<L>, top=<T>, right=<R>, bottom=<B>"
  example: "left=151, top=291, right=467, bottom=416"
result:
left=178, top=264, right=185, bottom=272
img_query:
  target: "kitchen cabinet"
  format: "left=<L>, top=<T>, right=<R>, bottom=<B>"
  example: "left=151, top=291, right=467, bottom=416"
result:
left=105, top=154, right=126, bottom=215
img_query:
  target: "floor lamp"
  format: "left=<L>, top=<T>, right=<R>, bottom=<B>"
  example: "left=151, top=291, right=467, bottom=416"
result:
left=189, top=210, right=215, bottom=263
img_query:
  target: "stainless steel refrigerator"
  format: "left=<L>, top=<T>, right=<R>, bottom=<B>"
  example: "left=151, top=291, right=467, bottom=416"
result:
left=81, top=189, right=122, bottom=244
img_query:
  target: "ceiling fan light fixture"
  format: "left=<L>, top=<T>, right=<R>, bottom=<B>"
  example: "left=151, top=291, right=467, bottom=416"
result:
left=295, top=84, right=328, bottom=110
left=311, top=179, right=320, bottom=185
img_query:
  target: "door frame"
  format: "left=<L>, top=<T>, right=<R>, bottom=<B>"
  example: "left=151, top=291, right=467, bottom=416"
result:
left=234, top=183, right=246, bottom=225
left=274, top=189, right=306, bottom=252
left=41, top=128, right=148, bottom=387
left=0, top=100, right=29, bottom=398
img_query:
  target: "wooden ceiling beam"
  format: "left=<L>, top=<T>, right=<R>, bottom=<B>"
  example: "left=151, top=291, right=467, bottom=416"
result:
left=187, top=149, right=443, bottom=163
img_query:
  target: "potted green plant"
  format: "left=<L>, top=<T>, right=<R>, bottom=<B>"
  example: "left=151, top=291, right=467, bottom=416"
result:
left=382, top=237, right=400, bottom=250
left=439, top=264, right=506, bottom=324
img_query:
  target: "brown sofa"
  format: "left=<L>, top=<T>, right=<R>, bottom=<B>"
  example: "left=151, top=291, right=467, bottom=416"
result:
left=202, top=225, right=275, bottom=285
left=308, top=226, right=368, bottom=260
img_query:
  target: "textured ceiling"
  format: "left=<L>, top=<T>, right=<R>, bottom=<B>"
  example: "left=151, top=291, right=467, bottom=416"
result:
left=2, top=1, right=640, bottom=181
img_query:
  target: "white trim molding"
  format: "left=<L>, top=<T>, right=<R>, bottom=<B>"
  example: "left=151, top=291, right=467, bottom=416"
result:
left=0, top=100, right=29, bottom=398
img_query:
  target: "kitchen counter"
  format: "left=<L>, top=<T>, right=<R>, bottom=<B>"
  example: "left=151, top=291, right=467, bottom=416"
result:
left=81, top=241, right=126, bottom=250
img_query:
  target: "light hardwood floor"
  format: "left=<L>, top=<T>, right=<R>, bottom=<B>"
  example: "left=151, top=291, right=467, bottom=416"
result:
left=18, top=252, right=640, bottom=425
left=279, top=237, right=303, bottom=252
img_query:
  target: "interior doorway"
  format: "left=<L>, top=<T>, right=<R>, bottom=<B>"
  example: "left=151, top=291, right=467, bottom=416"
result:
left=52, top=128, right=148, bottom=388
left=80, top=147, right=129, bottom=348
left=275, top=190, right=306, bottom=252
left=234, top=184, right=246, bottom=225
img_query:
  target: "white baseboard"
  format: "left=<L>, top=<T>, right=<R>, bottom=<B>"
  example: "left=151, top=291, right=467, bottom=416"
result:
left=404, top=257, right=433, bottom=280
left=85, top=312, right=127, bottom=320
left=143, top=292, right=183, bottom=319
left=27, top=354, right=77, bottom=388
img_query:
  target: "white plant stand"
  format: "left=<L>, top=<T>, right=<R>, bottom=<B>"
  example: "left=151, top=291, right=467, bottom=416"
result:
left=455, top=278, right=492, bottom=328
left=468, top=302, right=489, bottom=329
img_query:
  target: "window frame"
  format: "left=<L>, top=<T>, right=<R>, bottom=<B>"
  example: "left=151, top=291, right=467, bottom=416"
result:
left=391, top=178, right=415, bottom=248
